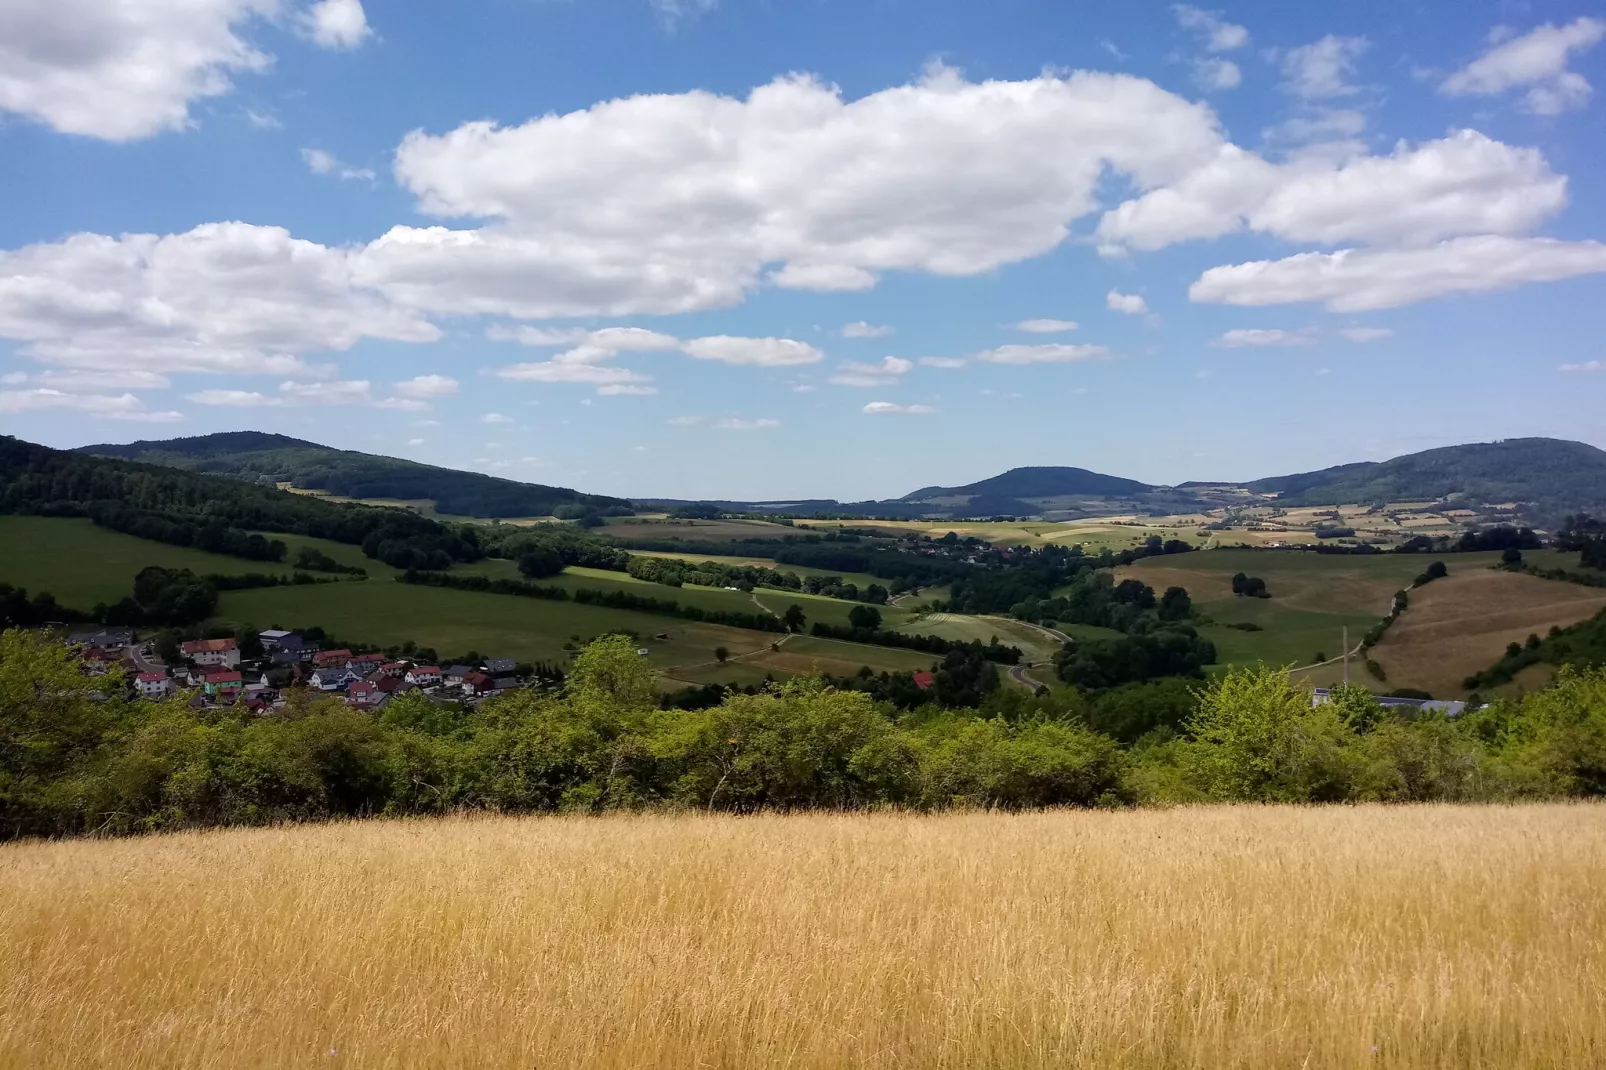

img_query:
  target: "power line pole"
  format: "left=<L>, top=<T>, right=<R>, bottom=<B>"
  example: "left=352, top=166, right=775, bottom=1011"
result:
left=1343, top=625, right=1349, bottom=686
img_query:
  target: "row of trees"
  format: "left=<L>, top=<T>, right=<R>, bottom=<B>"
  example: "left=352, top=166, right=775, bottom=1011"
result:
left=8, top=632, right=1606, bottom=839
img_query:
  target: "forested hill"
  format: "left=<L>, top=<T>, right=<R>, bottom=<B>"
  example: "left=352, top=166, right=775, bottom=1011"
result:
left=78, top=432, right=630, bottom=519
left=1251, top=438, right=1606, bottom=519
left=1, top=435, right=481, bottom=569
left=898, top=466, right=1156, bottom=515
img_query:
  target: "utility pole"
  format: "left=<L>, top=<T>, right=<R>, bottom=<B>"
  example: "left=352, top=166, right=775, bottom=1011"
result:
left=1342, top=626, right=1349, bottom=686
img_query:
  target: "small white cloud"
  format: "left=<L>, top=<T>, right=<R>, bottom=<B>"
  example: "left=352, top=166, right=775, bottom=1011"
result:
left=714, top=417, right=780, bottom=430
left=1016, top=318, right=1079, bottom=333
left=1560, top=360, right=1606, bottom=372
left=1194, top=58, right=1243, bottom=91
left=302, top=0, right=372, bottom=50
left=863, top=401, right=938, bottom=415
left=301, top=147, right=375, bottom=182
left=244, top=108, right=282, bottom=130
left=650, top=0, right=717, bottom=29
left=597, top=384, right=658, bottom=396
left=0, top=388, right=182, bottom=421
left=668, top=415, right=704, bottom=425
left=974, top=344, right=1110, bottom=365
left=1339, top=327, right=1393, bottom=343
left=632, top=445, right=647, bottom=452
left=1278, top=35, right=1370, bottom=99
left=394, top=374, right=459, bottom=399
left=1213, top=328, right=1316, bottom=348
left=481, top=412, right=513, bottom=424
left=681, top=336, right=824, bottom=366
left=919, top=357, right=966, bottom=368
left=1314, top=367, right=1332, bottom=376
left=1174, top=5, right=1249, bottom=52
left=414, top=419, right=441, bottom=427
left=407, top=437, right=424, bottom=445
left=487, top=325, right=591, bottom=347
left=840, top=321, right=895, bottom=338
left=1441, top=18, right=1604, bottom=115
left=1107, top=291, right=1149, bottom=315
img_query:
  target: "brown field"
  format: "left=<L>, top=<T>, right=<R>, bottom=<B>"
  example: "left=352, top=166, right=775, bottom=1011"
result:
left=601, top=517, right=799, bottom=541
left=3, top=806, right=1604, bottom=1069
left=1366, top=570, right=1606, bottom=696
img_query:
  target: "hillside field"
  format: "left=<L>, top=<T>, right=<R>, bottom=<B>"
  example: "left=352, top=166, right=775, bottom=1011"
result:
left=4, top=806, right=1602, bottom=1069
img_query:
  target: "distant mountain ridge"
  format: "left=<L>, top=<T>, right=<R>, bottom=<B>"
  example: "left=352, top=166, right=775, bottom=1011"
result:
left=79, top=432, right=630, bottom=520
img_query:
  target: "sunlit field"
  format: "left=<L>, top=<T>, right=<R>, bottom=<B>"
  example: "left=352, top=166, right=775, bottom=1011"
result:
left=3, top=806, right=1603, bottom=1069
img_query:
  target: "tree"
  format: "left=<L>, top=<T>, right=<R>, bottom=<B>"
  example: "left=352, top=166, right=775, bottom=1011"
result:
left=518, top=547, right=566, bottom=579
left=1426, top=560, right=1448, bottom=580
left=1158, top=586, right=1192, bottom=622
left=714, top=646, right=730, bottom=664
left=782, top=604, right=807, bottom=632
left=1502, top=547, right=1525, bottom=567
left=847, top=605, right=883, bottom=631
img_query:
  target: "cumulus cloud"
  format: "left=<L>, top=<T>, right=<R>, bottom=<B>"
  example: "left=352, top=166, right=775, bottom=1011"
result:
left=1559, top=360, right=1606, bottom=373
left=0, top=0, right=278, bottom=140
left=394, top=374, right=459, bottom=398
left=1107, top=291, right=1150, bottom=315
left=486, top=326, right=682, bottom=392
left=840, top=321, right=894, bottom=338
left=1441, top=19, right=1604, bottom=115
left=301, top=0, right=370, bottom=49
left=919, top=357, right=966, bottom=368
left=829, top=356, right=913, bottom=387
left=597, top=384, right=658, bottom=396
left=1278, top=35, right=1369, bottom=99
left=1339, top=327, right=1393, bottom=342
left=1193, top=59, right=1242, bottom=91
left=1097, top=131, right=1566, bottom=252
left=1190, top=236, right=1606, bottom=311
left=681, top=336, right=824, bottom=366
left=492, top=361, right=651, bottom=386
left=0, top=223, right=437, bottom=376
left=0, top=388, right=183, bottom=421
left=863, top=401, right=938, bottom=415
left=481, top=412, right=513, bottom=423
left=588, top=327, right=681, bottom=351
left=302, top=147, right=375, bottom=182
left=650, top=0, right=716, bottom=29
left=1017, top=318, right=1079, bottom=333
left=187, top=378, right=423, bottom=409
left=714, top=417, right=780, bottom=430
left=1213, top=328, right=1315, bottom=347
left=667, top=415, right=704, bottom=426
left=1173, top=5, right=1248, bottom=52
left=975, top=344, right=1110, bottom=365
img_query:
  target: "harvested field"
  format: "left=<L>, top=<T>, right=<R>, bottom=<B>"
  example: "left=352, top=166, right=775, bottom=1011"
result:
left=1366, top=569, right=1606, bottom=696
left=600, top=517, right=798, bottom=541
left=3, top=806, right=1603, bottom=1069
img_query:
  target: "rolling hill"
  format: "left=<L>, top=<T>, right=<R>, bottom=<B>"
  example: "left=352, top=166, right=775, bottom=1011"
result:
left=79, top=432, right=631, bottom=519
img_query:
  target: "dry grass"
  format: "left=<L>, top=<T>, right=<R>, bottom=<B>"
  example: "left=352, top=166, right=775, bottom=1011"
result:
left=4, top=807, right=1605, bottom=1069
left=1371, top=570, right=1606, bottom=695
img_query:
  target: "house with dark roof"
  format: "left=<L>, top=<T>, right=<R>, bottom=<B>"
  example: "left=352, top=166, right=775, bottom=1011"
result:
left=68, top=626, right=137, bottom=650
left=310, top=666, right=360, bottom=691
left=444, top=665, right=476, bottom=686
left=462, top=672, right=497, bottom=697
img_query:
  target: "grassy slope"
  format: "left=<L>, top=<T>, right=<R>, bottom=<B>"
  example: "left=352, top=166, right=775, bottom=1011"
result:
left=1121, top=549, right=1508, bottom=671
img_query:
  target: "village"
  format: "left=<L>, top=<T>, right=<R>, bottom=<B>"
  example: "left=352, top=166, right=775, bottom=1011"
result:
left=63, top=625, right=552, bottom=713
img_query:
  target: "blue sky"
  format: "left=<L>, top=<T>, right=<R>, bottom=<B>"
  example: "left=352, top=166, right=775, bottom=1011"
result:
left=2, top=0, right=1604, bottom=501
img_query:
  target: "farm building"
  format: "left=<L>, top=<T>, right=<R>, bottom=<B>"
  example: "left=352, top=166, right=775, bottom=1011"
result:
left=182, top=638, right=240, bottom=668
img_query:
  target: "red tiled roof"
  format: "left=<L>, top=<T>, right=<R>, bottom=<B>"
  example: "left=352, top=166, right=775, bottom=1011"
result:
left=137, top=672, right=166, bottom=683
left=206, top=671, right=243, bottom=684
left=182, top=638, right=237, bottom=654
left=912, top=671, right=935, bottom=690
left=464, top=672, right=495, bottom=690
left=411, top=666, right=440, bottom=674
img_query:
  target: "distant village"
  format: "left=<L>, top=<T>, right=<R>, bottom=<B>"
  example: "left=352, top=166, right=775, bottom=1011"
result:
left=64, top=625, right=554, bottom=712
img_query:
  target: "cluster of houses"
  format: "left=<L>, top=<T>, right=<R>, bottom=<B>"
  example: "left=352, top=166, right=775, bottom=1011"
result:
left=65, top=626, right=527, bottom=713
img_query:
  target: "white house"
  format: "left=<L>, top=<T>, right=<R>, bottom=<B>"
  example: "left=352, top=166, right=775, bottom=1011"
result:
left=405, top=666, right=442, bottom=687
left=310, top=667, right=360, bottom=691
left=135, top=672, right=171, bottom=698
left=182, top=638, right=240, bottom=669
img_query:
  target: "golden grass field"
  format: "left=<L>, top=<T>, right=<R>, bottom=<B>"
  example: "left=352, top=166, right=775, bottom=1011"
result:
left=1368, top=569, right=1606, bottom=696
left=3, top=806, right=1604, bottom=1069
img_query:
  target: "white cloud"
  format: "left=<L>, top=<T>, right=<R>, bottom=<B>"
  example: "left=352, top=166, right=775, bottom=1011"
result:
left=407, top=437, right=424, bottom=445
left=383, top=68, right=1228, bottom=317
left=7, top=368, right=171, bottom=392
left=0, top=223, right=437, bottom=376
left=975, top=344, right=1110, bottom=365
left=1107, top=291, right=1150, bottom=315
left=681, top=336, right=824, bottom=366
left=301, top=147, right=375, bottom=182
left=1560, top=360, right=1606, bottom=373
left=302, top=0, right=370, bottom=50
left=188, top=389, right=277, bottom=407
left=863, top=401, right=938, bottom=415
left=840, top=321, right=894, bottom=338
left=491, top=360, right=650, bottom=386
left=1213, top=328, right=1315, bottom=348
left=187, top=378, right=421, bottom=409
left=587, top=327, right=680, bottom=351
left=1190, top=236, right=1606, bottom=311
left=1193, top=59, right=1242, bottom=91
left=1339, top=327, right=1393, bottom=342
left=0, top=0, right=277, bottom=141
left=1173, top=5, right=1248, bottom=52
left=1441, top=19, right=1604, bottom=115
left=1262, top=108, right=1367, bottom=146
left=481, top=412, right=513, bottom=424
left=0, top=388, right=182, bottom=421
left=1017, top=318, right=1079, bottom=333
left=1278, top=35, right=1369, bottom=99
left=597, top=384, right=658, bottom=396
left=919, top=357, right=966, bottom=368
left=486, top=325, right=590, bottom=347
left=829, top=355, right=913, bottom=387
left=714, top=417, right=779, bottom=430
left=650, top=0, right=716, bottom=29
left=667, top=415, right=704, bottom=426
left=1097, top=131, right=1567, bottom=252
left=394, top=374, right=459, bottom=399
